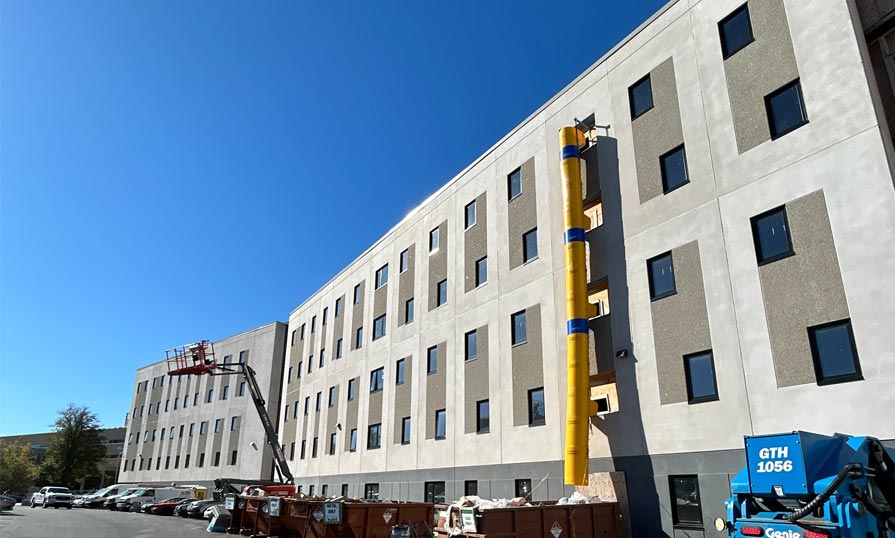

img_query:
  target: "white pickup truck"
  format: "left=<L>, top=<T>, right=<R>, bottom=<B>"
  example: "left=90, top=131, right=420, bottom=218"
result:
left=30, top=486, right=74, bottom=509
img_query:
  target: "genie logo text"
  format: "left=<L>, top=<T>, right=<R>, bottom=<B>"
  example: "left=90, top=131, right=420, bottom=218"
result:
left=763, top=529, right=800, bottom=538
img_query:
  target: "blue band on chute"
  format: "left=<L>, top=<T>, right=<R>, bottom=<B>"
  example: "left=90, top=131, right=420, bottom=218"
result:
left=564, top=228, right=586, bottom=244
left=561, top=145, right=580, bottom=160
left=567, top=318, right=589, bottom=335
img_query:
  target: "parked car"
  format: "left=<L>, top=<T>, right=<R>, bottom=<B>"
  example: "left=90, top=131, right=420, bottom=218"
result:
left=182, top=499, right=218, bottom=518
left=149, top=497, right=199, bottom=516
left=116, top=487, right=194, bottom=512
left=1, top=491, right=28, bottom=505
left=83, top=484, right=129, bottom=508
left=104, top=488, right=140, bottom=510
left=30, top=487, right=73, bottom=509
left=0, top=495, right=16, bottom=511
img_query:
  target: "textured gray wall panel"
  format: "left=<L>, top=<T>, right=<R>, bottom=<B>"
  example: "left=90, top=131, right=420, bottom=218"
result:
left=511, top=304, right=544, bottom=426
left=508, top=157, right=538, bottom=269
left=425, top=341, right=447, bottom=439
left=398, top=245, right=415, bottom=325
left=464, top=192, right=488, bottom=293
left=428, top=221, right=448, bottom=312
left=393, top=357, right=413, bottom=445
left=351, top=281, right=365, bottom=350
left=463, top=325, right=489, bottom=434
left=344, top=376, right=359, bottom=451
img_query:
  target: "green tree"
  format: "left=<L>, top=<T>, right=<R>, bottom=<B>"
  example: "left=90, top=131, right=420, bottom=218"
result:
left=42, top=404, right=106, bottom=487
left=0, top=441, right=39, bottom=493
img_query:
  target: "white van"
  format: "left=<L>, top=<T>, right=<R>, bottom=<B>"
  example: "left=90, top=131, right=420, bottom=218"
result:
left=116, top=487, right=194, bottom=511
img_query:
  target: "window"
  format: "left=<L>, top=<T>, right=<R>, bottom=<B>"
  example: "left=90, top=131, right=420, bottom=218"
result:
left=284, top=405, right=290, bottom=422
left=294, top=402, right=299, bottom=419
left=200, top=421, right=207, bottom=435
left=511, top=310, right=527, bottom=345
left=364, top=483, right=379, bottom=500
left=322, top=307, right=328, bottom=325
left=684, top=351, right=719, bottom=404
left=463, top=330, right=478, bottom=361
left=194, top=392, right=200, bottom=405
left=751, top=206, right=794, bottom=265
left=179, top=425, right=184, bottom=438
left=288, top=367, right=293, bottom=383
left=373, top=314, right=386, bottom=340
left=347, top=378, right=357, bottom=401
left=395, top=358, right=406, bottom=385
left=367, top=423, right=381, bottom=449
left=375, top=264, right=389, bottom=288
left=316, top=392, right=322, bottom=412
left=647, top=252, right=676, bottom=300
left=319, top=349, right=325, bottom=368
left=427, top=346, right=438, bottom=374
left=425, top=482, right=446, bottom=504
left=291, top=330, right=296, bottom=347
left=401, top=417, right=411, bottom=445
left=437, top=279, right=448, bottom=307
left=435, top=409, right=446, bottom=439
left=353, top=284, right=361, bottom=305
left=465, top=481, right=478, bottom=497
left=766, top=80, right=808, bottom=139
left=174, top=455, right=180, bottom=469
left=290, top=442, right=295, bottom=460
left=215, top=418, right=222, bottom=433
left=239, top=350, right=247, bottom=363
left=508, top=168, right=522, bottom=200
left=429, top=227, right=440, bottom=252
left=670, top=476, right=702, bottom=526
left=405, top=298, right=414, bottom=324
left=309, top=485, right=315, bottom=496
left=308, top=357, right=313, bottom=374
left=300, top=440, right=307, bottom=459
left=523, top=228, right=538, bottom=263
left=355, top=327, right=363, bottom=349
left=528, top=387, right=546, bottom=426
left=230, top=450, right=238, bottom=465
left=719, top=4, right=753, bottom=59
left=328, top=386, right=336, bottom=407
left=230, top=416, right=239, bottom=431
left=335, top=297, right=343, bottom=317
left=312, top=437, right=318, bottom=457
left=809, top=319, right=862, bottom=385
left=336, top=338, right=343, bottom=358
left=144, top=431, right=150, bottom=442
left=400, top=249, right=410, bottom=273
left=660, top=145, right=689, bottom=193
left=322, top=485, right=328, bottom=496
left=349, top=429, right=358, bottom=452
left=370, top=368, right=384, bottom=393
left=515, top=479, right=533, bottom=501
left=476, top=400, right=490, bottom=433
left=222, top=385, right=229, bottom=400
left=128, top=433, right=133, bottom=444
left=475, top=257, right=488, bottom=287
left=329, top=433, right=337, bottom=455
left=214, top=452, right=220, bottom=466
left=465, top=200, right=476, bottom=229
left=342, top=484, right=349, bottom=497
left=298, top=362, right=303, bottom=378
left=184, top=454, right=190, bottom=468
left=628, top=74, right=654, bottom=120
left=198, top=453, right=205, bottom=467
left=311, top=315, right=316, bottom=333
left=301, top=324, right=306, bottom=339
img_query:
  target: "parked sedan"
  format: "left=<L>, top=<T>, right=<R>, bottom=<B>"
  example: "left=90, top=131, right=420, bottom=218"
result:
left=182, top=499, right=218, bottom=518
left=0, top=495, right=16, bottom=511
left=150, top=497, right=196, bottom=516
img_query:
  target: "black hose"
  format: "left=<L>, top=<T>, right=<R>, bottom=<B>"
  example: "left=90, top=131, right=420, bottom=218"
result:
left=786, top=463, right=863, bottom=522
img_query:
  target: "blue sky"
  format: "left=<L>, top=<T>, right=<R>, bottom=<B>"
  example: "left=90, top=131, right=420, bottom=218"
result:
left=0, top=0, right=666, bottom=435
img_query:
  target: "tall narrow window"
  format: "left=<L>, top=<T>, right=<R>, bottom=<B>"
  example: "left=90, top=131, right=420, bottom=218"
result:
left=322, top=307, right=328, bottom=325
left=222, top=385, right=229, bottom=400
left=239, top=382, right=246, bottom=396
left=647, top=252, right=676, bottom=300
left=434, top=409, right=446, bottom=439
left=336, top=338, right=344, bottom=359
left=401, top=417, right=411, bottom=445
left=347, top=378, right=356, bottom=401
left=427, top=346, right=438, bottom=374
left=356, top=327, right=363, bottom=349
left=312, top=437, right=318, bottom=457
left=315, top=392, right=321, bottom=412
left=465, top=330, right=477, bottom=361
left=437, top=279, right=448, bottom=307
left=364, top=484, right=379, bottom=500
left=515, top=479, right=532, bottom=500
left=476, top=400, right=490, bottom=433
left=809, top=319, right=862, bottom=385
left=465, top=200, right=476, bottom=229
left=349, top=429, right=358, bottom=452
left=301, top=440, right=307, bottom=459
left=718, top=4, right=753, bottom=59
left=511, top=310, right=527, bottom=345
left=375, top=264, right=388, bottom=288
left=311, top=315, right=316, bottom=333
left=230, top=416, right=239, bottom=431
left=395, top=358, right=406, bottom=385
left=751, top=206, right=794, bottom=265
left=508, top=168, right=522, bottom=200
left=353, top=284, right=361, bottom=305
left=328, top=386, right=336, bottom=407
left=528, top=387, right=545, bottom=426
left=329, top=433, right=337, bottom=455
left=405, top=298, right=414, bottom=324
left=319, top=349, right=325, bottom=368
left=523, top=228, right=538, bottom=263
left=373, top=314, right=387, bottom=340
left=684, top=351, right=719, bottom=404
left=367, top=423, right=382, bottom=449
left=766, top=80, right=808, bottom=139
left=629, top=74, right=654, bottom=120
left=429, top=227, right=440, bottom=253
left=400, top=248, right=410, bottom=273
left=670, top=476, right=702, bottom=526
left=230, top=450, right=238, bottom=465
left=475, top=257, right=488, bottom=287
left=335, top=297, right=343, bottom=317
left=370, top=368, right=384, bottom=393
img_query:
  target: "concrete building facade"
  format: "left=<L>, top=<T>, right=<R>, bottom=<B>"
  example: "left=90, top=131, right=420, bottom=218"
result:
left=275, top=0, right=895, bottom=536
left=118, top=322, right=287, bottom=487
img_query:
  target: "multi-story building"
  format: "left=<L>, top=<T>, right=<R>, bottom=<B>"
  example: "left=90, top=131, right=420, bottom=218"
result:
left=276, top=0, right=895, bottom=535
left=118, top=322, right=287, bottom=486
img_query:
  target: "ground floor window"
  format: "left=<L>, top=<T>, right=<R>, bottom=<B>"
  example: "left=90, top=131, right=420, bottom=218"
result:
left=464, top=480, right=478, bottom=497
left=669, top=475, right=702, bottom=527
left=425, top=481, right=446, bottom=504
left=364, top=483, right=379, bottom=500
left=515, top=479, right=532, bottom=501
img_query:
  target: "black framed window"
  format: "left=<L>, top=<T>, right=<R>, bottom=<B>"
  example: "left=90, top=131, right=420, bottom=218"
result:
left=336, top=339, right=343, bottom=358
left=323, top=307, right=328, bottom=325
left=405, top=298, right=414, bottom=324
left=401, top=417, right=411, bottom=445
left=476, top=256, right=488, bottom=287
left=353, top=284, right=361, bottom=304
left=375, top=264, right=388, bottom=289
left=628, top=74, right=654, bottom=120
left=341, top=484, right=349, bottom=497
left=367, top=423, right=381, bottom=449
left=718, top=4, right=753, bottom=59
left=647, top=252, right=676, bottom=300
left=751, top=206, right=794, bottom=265
left=465, top=330, right=477, bottom=361
left=511, top=310, right=527, bottom=345
left=322, top=485, right=328, bottom=496
left=528, top=387, right=545, bottom=426
left=437, top=279, right=448, bottom=306
left=508, top=168, right=522, bottom=200
left=427, top=346, right=438, bottom=374
left=684, top=350, right=719, bottom=404
left=523, top=228, right=538, bottom=262
left=465, top=200, right=476, bottom=229
left=660, top=144, right=689, bottom=193
left=395, top=358, right=406, bottom=385
left=349, top=429, right=357, bottom=452
left=465, top=481, right=478, bottom=497
left=515, top=479, right=533, bottom=501
left=364, top=483, right=379, bottom=500
left=315, top=392, right=321, bottom=412
left=766, top=80, right=808, bottom=139
left=373, top=314, right=386, bottom=340
left=347, top=378, right=356, bottom=401
left=335, top=297, right=343, bottom=316
left=319, top=349, right=325, bottom=368
left=328, top=386, right=336, bottom=407
left=434, top=409, right=446, bottom=439
left=425, top=482, right=446, bottom=504
left=329, top=433, right=336, bottom=455
left=355, top=326, right=363, bottom=349
left=400, top=249, right=409, bottom=273
left=809, top=319, right=862, bottom=385
left=670, top=475, right=702, bottom=527
left=429, top=227, right=440, bottom=252
left=476, top=400, right=490, bottom=433
left=370, top=367, right=384, bottom=393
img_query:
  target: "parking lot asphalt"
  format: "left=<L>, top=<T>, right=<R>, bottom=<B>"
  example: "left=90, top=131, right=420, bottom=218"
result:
left=0, top=502, right=215, bottom=538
